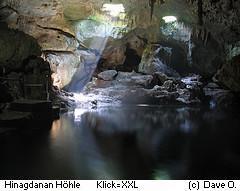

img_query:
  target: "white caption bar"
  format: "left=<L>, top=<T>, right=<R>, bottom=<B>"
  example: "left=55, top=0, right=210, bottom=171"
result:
left=0, top=180, right=239, bottom=191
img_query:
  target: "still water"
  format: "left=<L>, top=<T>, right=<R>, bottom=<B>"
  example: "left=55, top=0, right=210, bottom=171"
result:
left=0, top=105, right=240, bottom=179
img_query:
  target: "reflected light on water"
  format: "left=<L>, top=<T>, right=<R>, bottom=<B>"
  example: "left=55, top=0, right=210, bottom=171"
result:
left=1, top=105, right=240, bottom=179
left=73, top=93, right=98, bottom=106
left=50, top=120, right=61, bottom=140
left=73, top=92, right=121, bottom=109
left=74, top=108, right=89, bottom=121
left=153, top=169, right=171, bottom=180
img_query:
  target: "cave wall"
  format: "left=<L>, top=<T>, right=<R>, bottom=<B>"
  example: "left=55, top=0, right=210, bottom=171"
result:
left=0, top=22, right=51, bottom=102
left=186, top=0, right=240, bottom=44
left=186, top=0, right=240, bottom=91
left=0, top=0, right=239, bottom=91
left=0, top=22, right=41, bottom=69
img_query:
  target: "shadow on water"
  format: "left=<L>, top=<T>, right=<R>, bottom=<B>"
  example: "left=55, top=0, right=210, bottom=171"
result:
left=0, top=105, right=240, bottom=179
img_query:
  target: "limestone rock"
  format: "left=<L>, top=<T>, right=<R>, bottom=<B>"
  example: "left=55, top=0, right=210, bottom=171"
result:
left=138, top=44, right=180, bottom=77
left=81, top=70, right=203, bottom=106
left=22, top=56, right=51, bottom=100
left=152, top=72, right=168, bottom=84
left=0, top=23, right=41, bottom=69
left=162, top=80, right=176, bottom=92
left=191, top=35, right=224, bottom=77
left=115, top=71, right=153, bottom=87
left=98, top=70, right=118, bottom=81
left=45, top=50, right=83, bottom=88
left=146, top=85, right=178, bottom=103
left=181, top=74, right=202, bottom=90
left=130, top=75, right=153, bottom=88
left=101, top=39, right=126, bottom=68
left=63, top=1, right=93, bottom=21
left=0, top=0, right=78, bottom=52
left=214, top=55, right=240, bottom=92
left=203, top=82, right=235, bottom=108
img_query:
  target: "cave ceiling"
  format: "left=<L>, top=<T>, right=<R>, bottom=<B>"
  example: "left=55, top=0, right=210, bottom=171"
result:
left=0, top=0, right=197, bottom=48
left=0, top=0, right=240, bottom=91
left=1, top=0, right=239, bottom=50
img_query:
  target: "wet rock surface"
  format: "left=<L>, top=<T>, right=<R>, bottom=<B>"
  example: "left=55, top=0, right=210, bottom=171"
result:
left=98, top=70, right=118, bottom=81
left=66, top=51, right=239, bottom=110
left=76, top=70, right=205, bottom=108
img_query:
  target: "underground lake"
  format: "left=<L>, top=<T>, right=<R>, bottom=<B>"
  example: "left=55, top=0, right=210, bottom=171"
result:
left=0, top=0, right=240, bottom=180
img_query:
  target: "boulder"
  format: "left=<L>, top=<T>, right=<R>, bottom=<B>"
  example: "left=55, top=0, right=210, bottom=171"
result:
left=45, top=50, right=84, bottom=88
left=98, top=70, right=118, bottom=81
left=115, top=71, right=153, bottom=87
left=100, top=29, right=147, bottom=71
left=101, top=38, right=126, bottom=68
left=130, top=75, right=153, bottom=88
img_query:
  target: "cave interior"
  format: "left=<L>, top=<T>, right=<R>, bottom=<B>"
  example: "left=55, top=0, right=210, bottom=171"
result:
left=0, top=0, right=240, bottom=179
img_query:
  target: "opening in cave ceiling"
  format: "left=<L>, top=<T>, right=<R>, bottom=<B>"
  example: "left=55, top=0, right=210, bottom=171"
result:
left=74, top=3, right=127, bottom=42
left=101, top=3, right=125, bottom=17
left=162, top=16, right=177, bottom=23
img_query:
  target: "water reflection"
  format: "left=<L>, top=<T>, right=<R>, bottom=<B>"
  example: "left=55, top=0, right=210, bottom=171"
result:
left=0, top=106, right=240, bottom=179
left=49, top=106, right=240, bottom=179
left=50, top=120, right=61, bottom=140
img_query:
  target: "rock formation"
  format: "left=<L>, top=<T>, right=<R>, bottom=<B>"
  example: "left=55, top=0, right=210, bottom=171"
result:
left=0, top=0, right=239, bottom=108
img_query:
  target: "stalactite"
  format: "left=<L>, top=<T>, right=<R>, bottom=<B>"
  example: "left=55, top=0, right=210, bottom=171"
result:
left=229, top=0, right=233, bottom=10
left=148, top=0, right=165, bottom=21
left=193, top=26, right=210, bottom=46
left=157, top=0, right=165, bottom=5
left=197, top=0, right=203, bottom=25
left=200, top=28, right=204, bottom=41
left=204, top=31, right=209, bottom=46
left=149, top=0, right=156, bottom=21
